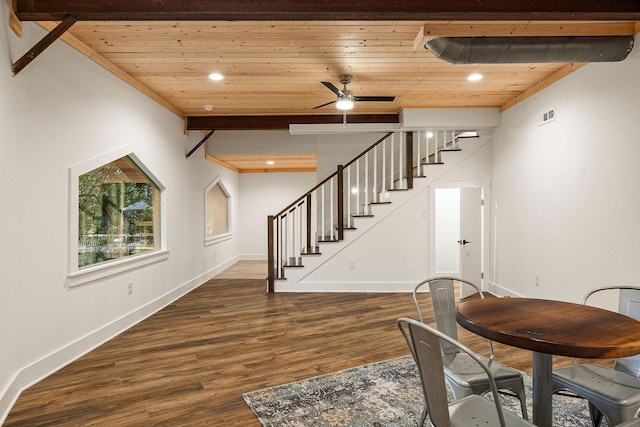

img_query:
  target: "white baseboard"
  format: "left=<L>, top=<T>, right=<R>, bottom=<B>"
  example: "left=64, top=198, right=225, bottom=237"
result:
left=485, top=280, right=524, bottom=298
left=275, top=281, right=416, bottom=293
left=0, top=257, right=238, bottom=425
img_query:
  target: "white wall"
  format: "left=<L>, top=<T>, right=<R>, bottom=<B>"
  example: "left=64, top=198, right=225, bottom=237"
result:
left=489, top=37, right=640, bottom=301
left=0, top=10, right=239, bottom=421
left=315, top=132, right=389, bottom=180
left=239, top=171, right=317, bottom=259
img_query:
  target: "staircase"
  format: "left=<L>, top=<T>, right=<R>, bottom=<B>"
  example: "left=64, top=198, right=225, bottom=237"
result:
left=267, top=129, right=487, bottom=292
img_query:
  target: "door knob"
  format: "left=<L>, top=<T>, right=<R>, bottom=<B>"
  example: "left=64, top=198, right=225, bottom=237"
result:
left=457, top=239, right=470, bottom=245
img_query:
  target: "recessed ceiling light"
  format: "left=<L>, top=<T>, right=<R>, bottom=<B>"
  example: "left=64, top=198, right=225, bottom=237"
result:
left=468, top=73, right=484, bottom=82
left=203, top=104, right=213, bottom=111
left=266, top=160, right=275, bottom=165
left=208, top=73, right=224, bottom=81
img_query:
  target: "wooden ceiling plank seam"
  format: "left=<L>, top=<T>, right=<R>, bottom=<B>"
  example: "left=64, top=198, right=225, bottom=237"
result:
left=35, top=21, right=185, bottom=119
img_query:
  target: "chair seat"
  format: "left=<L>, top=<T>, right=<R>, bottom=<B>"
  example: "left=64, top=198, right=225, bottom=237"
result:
left=444, top=352, right=523, bottom=390
left=553, top=365, right=640, bottom=405
left=553, top=364, right=640, bottom=425
left=448, top=395, right=533, bottom=427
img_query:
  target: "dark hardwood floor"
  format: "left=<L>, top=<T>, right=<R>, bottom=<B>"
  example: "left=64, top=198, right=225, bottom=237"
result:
left=5, top=262, right=576, bottom=426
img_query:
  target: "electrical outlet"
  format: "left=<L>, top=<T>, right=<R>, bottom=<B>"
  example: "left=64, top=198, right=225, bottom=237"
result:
left=128, top=282, right=133, bottom=295
left=534, top=274, right=540, bottom=287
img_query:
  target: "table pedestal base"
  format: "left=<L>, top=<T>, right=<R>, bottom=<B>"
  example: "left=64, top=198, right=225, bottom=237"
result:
left=532, top=352, right=553, bottom=427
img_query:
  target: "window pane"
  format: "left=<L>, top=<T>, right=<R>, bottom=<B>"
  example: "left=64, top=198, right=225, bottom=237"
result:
left=78, top=156, right=159, bottom=268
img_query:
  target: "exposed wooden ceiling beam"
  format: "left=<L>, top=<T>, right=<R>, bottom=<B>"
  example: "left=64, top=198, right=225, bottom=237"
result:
left=186, top=115, right=400, bottom=131
left=15, top=1, right=640, bottom=21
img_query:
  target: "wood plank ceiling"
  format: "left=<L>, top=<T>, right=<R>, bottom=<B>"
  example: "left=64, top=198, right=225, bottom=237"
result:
left=13, top=1, right=640, bottom=172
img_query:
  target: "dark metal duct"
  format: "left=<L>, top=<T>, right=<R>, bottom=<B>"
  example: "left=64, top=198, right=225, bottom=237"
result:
left=425, top=36, right=635, bottom=64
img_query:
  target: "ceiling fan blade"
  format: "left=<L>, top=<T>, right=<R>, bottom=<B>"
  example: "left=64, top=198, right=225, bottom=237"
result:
left=353, top=96, right=396, bottom=102
left=313, top=99, right=337, bottom=109
left=321, top=81, right=343, bottom=96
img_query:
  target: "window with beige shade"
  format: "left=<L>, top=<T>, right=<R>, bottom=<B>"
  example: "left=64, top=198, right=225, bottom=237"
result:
left=205, top=178, right=231, bottom=243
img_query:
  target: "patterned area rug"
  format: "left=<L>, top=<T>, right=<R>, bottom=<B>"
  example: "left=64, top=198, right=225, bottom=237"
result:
left=243, top=355, right=604, bottom=426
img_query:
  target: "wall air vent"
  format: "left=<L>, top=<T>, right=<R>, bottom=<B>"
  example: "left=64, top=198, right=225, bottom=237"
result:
left=538, top=107, right=556, bottom=126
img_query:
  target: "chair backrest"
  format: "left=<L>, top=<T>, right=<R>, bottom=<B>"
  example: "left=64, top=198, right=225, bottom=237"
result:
left=398, top=317, right=507, bottom=427
left=583, top=286, right=640, bottom=377
left=413, top=276, right=485, bottom=356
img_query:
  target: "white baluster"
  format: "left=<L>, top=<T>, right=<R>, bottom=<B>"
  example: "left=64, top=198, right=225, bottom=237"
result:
left=347, top=165, right=351, bottom=221
left=398, top=132, right=403, bottom=188
left=373, top=145, right=377, bottom=202
left=329, top=178, right=334, bottom=240
left=390, top=133, right=395, bottom=190
left=356, top=159, right=360, bottom=215
left=364, top=153, right=369, bottom=212
left=321, top=185, right=325, bottom=241
left=416, top=131, right=421, bottom=177
left=381, top=138, right=386, bottom=199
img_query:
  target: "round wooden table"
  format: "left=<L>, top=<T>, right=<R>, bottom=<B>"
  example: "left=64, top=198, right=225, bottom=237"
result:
left=456, top=298, right=640, bottom=427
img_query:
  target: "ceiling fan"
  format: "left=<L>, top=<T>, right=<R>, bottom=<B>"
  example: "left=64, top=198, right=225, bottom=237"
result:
left=313, top=75, right=396, bottom=111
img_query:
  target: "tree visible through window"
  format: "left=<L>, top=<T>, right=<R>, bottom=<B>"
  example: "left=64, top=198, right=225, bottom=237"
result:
left=78, top=156, right=159, bottom=268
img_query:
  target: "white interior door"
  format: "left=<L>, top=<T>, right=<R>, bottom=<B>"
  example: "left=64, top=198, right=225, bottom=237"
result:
left=459, top=187, right=483, bottom=297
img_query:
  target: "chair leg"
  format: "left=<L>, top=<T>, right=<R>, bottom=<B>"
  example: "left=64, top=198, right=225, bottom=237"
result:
left=519, top=393, right=529, bottom=420
left=587, top=402, right=603, bottom=427
left=418, top=403, right=427, bottom=427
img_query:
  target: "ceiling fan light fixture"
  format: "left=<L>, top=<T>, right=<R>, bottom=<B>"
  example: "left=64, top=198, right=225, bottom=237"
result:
left=336, top=94, right=354, bottom=110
